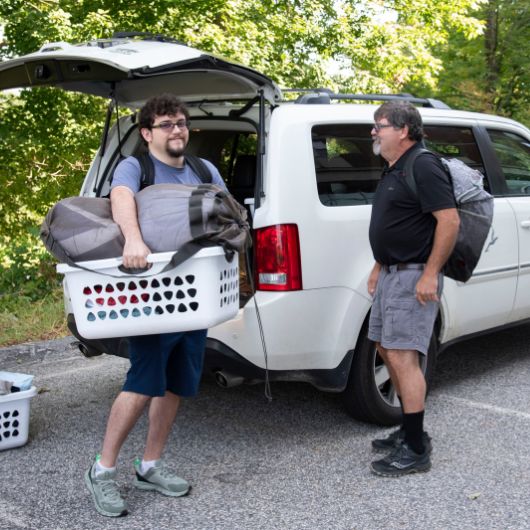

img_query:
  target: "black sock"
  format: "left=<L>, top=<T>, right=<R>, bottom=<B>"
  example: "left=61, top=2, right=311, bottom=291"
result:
left=398, top=396, right=405, bottom=431
left=403, top=411, right=425, bottom=454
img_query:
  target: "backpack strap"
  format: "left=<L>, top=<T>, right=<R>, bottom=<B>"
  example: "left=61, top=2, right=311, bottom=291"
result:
left=135, top=152, right=155, bottom=190
left=186, top=155, right=213, bottom=184
left=135, top=153, right=212, bottom=189
left=403, top=147, right=433, bottom=197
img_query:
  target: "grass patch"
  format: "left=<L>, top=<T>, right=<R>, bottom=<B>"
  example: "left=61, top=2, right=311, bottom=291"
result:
left=0, top=288, right=68, bottom=347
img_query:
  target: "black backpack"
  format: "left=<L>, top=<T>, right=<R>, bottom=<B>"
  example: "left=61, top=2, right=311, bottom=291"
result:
left=404, top=149, right=494, bottom=283
left=135, top=152, right=212, bottom=189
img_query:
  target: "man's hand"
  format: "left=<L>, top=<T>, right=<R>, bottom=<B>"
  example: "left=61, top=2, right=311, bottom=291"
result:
left=367, top=262, right=381, bottom=297
left=415, top=272, right=439, bottom=305
left=122, top=237, right=151, bottom=269
left=416, top=207, right=459, bottom=305
left=111, top=186, right=151, bottom=269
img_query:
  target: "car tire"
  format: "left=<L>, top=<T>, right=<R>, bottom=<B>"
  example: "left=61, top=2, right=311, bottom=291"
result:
left=342, top=323, right=437, bottom=426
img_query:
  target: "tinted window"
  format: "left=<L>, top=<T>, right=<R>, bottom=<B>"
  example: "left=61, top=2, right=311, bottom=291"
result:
left=423, top=125, right=489, bottom=192
left=312, top=124, right=486, bottom=206
left=487, top=129, right=530, bottom=196
left=312, top=124, right=383, bottom=206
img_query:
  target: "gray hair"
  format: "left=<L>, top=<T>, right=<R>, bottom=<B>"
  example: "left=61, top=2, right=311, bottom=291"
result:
left=374, top=101, right=424, bottom=142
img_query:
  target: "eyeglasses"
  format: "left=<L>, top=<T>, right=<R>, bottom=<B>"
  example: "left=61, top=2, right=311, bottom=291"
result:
left=372, top=123, right=394, bottom=132
left=151, top=120, right=191, bottom=132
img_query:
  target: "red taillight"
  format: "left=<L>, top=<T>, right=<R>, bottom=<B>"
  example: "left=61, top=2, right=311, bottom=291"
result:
left=254, top=224, right=302, bottom=291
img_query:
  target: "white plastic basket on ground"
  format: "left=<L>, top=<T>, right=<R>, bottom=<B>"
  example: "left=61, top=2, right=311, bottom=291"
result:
left=57, top=248, right=239, bottom=339
left=0, top=386, right=37, bottom=451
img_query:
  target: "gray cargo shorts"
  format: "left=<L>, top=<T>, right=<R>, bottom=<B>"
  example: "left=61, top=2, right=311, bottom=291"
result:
left=368, top=265, right=442, bottom=355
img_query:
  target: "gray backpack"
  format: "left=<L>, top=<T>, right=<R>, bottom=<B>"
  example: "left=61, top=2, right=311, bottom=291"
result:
left=40, top=184, right=251, bottom=273
left=404, top=149, right=494, bottom=282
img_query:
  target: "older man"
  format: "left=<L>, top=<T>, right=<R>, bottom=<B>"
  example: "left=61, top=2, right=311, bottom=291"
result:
left=367, top=101, right=460, bottom=477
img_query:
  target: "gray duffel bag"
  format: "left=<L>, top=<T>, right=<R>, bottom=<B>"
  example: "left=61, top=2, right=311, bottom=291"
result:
left=40, top=196, right=124, bottom=264
left=40, top=184, right=251, bottom=272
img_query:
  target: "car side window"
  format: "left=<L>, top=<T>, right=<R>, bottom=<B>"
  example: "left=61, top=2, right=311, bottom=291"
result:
left=312, top=124, right=383, bottom=207
left=487, top=129, right=530, bottom=196
left=423, top=125, right=490, bottom=192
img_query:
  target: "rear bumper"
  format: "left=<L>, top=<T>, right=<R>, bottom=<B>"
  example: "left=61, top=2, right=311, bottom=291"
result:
left=204, top=338, right=354, bottom=392
left=67, top=314, right=353, bottom=391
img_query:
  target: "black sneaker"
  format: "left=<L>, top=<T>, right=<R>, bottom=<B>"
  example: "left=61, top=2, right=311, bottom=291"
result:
left=372, top=428, right=433, bottom=454
left=371, top=427, right=405, bottom=451
left=370, top=441, right=431, bottom=477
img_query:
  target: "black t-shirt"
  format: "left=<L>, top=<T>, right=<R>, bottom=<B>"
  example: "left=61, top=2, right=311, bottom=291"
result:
left=369, top=143, right=456, bottom=265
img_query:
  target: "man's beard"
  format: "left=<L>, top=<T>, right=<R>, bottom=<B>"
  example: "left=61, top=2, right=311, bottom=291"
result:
left=166, top=145, right=185, bottom=158
left=372, top=139, right=381, bottom=156
left=165, top=136, right=187, bottom=158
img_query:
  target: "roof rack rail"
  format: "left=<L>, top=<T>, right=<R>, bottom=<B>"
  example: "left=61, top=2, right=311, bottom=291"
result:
left=284, top=89, right=450, bottom=109
left=111, top=31, right=186, bottom=45
left=282, top=88, right=333, bottom=105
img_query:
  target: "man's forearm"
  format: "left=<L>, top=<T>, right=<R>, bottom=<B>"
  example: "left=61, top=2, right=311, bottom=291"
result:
left=111, top=186, right=151, bottom=268
left=110, top=187, right=143, bottom=242
left=425, top=208, right=460, bottom=275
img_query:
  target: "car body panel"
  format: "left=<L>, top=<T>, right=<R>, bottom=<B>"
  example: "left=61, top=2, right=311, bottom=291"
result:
left=508, top=196, right=530, bottom=321
left=208, top=287, right=370, bottom=370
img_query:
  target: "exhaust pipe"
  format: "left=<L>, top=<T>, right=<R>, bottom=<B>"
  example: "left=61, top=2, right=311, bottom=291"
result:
left=78, top=342, right=103, bottom=358
left=214, top=370, right=245, bottom=388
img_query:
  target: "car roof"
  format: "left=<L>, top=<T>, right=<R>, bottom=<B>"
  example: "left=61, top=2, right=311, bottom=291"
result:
left=271, top=103, right=530, bottom=133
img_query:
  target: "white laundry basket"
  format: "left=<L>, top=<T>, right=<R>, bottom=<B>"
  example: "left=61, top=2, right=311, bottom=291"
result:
left=57, top=247, right=239, bottom=339
left=0, top=386, right=37, bottom=451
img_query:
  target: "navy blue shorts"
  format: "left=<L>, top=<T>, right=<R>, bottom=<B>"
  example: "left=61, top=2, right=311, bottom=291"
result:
left=123, top=329, right=208, bottom=397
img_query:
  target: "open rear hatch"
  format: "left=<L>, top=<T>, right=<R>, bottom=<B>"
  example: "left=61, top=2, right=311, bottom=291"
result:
left=0, top=35, right=281, bottom=106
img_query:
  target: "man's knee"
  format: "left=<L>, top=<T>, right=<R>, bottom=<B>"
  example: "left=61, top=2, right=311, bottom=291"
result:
left=385, top=349, right=421, bottom=372
left=119, top=390, right=152, bottom=406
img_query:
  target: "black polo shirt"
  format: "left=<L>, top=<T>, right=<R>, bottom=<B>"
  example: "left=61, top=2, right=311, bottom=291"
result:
left=369, top=143, right=456, bottom=265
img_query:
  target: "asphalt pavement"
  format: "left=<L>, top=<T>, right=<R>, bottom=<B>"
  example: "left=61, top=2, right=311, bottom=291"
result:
left=1, top=324, right=530, bottom=530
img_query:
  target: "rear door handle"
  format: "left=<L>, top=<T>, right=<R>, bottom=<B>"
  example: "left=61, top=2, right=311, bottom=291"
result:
left=522, top=220, right=530, bottom=228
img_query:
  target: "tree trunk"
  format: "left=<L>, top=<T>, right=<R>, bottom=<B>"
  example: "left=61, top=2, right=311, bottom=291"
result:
left=484, top=0, right=500, bottom=96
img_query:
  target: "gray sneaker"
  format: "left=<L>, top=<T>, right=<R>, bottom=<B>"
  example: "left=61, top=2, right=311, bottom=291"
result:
left=84, top=462, right=128, bottom=517
left=133, top=459, right=190, bottom=497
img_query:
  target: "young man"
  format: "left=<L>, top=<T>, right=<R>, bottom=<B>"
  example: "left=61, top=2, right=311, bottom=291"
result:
left=85, top=94, right=225, bottom=517
left=367, top=101, right=460, bottom=477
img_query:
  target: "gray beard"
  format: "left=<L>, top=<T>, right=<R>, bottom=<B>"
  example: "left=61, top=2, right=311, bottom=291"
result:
left=372, top=140, right=381, bottom=156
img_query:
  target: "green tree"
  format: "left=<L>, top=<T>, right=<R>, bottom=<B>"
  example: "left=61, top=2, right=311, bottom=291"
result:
left=423, top=0, right=529, bottom=126
left=0, top=0, right=486, bottom=298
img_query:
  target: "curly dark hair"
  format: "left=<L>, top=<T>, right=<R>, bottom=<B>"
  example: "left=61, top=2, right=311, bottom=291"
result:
left=374, top=101, right=424, bottom=142
left=138, top=93, right=190, bottom=130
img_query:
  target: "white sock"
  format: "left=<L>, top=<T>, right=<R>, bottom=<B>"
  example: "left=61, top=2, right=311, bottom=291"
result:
left=140, top=459, right=159, bottom=475
left=94, top=460, right=116, bottom=477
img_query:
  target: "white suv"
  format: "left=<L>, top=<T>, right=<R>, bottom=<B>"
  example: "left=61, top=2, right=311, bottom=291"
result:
left=3, top=35, right=530, bottom=425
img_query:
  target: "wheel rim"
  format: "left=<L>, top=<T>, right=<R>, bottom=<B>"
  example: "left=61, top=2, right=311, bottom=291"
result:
left=372, top=344, right=427, bottom=408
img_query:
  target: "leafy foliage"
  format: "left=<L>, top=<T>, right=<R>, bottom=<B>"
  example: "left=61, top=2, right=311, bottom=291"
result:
left=415, top=0, right=530, bottom=126
left=0, top=0, right=525, bottom=308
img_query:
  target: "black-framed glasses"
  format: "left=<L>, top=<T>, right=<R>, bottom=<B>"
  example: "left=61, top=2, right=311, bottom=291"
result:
left=151, top=120, right=191, bottom=132
left=372, top=123, right=394, bottom=132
